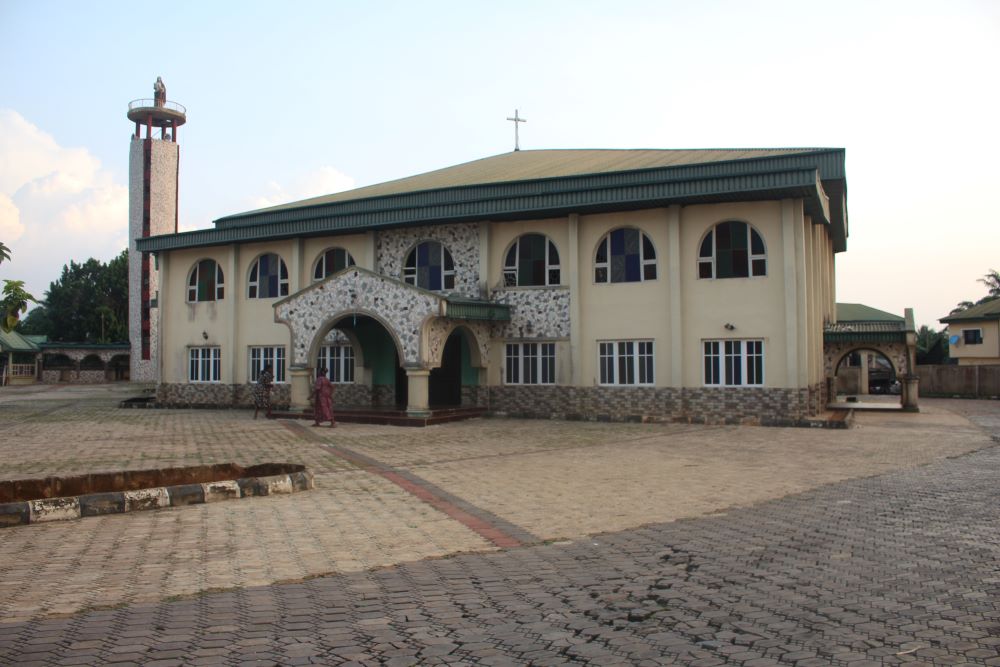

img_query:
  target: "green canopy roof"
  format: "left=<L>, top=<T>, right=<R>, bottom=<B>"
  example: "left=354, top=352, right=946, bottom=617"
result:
left=0, top=329, right=40, bottom=353
left=835, top=303, right=904, bottom=322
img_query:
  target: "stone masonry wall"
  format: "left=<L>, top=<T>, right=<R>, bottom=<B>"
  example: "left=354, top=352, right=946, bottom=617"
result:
left=492, top=287, right=571, bottom=339
left=488, top=385, right=821, bottom=424
left=40, top=370, right=108, bottom=385
left=371, top=385, right=396, bottom=407
left=375, top=223, right=480, bottom=298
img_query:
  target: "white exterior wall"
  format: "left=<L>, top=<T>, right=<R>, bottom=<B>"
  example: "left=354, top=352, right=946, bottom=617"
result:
left=156, top=200, right=837, bottom=394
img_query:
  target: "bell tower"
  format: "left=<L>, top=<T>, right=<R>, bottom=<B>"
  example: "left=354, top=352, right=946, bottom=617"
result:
left=126, top=77, right=186, bottom=383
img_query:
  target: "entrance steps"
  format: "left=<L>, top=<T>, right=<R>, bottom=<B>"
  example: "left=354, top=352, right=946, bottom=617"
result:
left=268, top=405, right=486, bottom=427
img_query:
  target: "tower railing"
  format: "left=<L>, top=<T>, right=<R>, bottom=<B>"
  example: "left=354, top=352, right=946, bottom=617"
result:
left=128, top=99, right=187, bottom=114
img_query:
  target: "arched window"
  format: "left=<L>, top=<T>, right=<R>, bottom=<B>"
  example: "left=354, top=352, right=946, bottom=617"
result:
left=594, top=228, right=657, bottom=283
left=187, top=259, right=224, bottom=302
left=503, top=234, right=560, bottom=286
left=313, top=247, right=356, bottom=281
left=247, top=253, right=289, bottom=298
left=403, top=241, right=455, bottom=291
left=698, top=221, right=766, bottom=279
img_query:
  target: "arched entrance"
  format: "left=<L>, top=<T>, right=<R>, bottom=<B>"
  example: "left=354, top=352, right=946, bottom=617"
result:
left=314, top=314, right=408, bottom=408
left=833, top=347, right=902, bottom=406
left=429, top=332, right=462, bottom=406
left=428, top=326, right=482, bottom=408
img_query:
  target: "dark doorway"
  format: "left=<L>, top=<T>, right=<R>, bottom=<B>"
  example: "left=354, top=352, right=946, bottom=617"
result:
left=394, top=352, right=408, bottom=407
left=429, top=332, right=462, bottom=406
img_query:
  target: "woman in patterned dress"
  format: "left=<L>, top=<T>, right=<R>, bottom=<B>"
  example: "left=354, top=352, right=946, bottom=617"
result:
left=253, top=363, right=273, bottom=419
left=311, top=365, right=336, bottom=427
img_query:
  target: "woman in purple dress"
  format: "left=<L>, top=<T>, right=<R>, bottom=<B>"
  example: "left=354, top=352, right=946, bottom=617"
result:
left=311, top=366, right=336, bottom=428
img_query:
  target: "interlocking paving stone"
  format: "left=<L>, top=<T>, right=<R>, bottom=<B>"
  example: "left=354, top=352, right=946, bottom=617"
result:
left=1, top=387, right=999, bottom=664
left=2, top=433, right=998, bottom=664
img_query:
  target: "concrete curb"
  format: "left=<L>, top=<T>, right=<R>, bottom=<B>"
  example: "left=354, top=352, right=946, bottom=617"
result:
left=0, top=470, right=314, bottom=529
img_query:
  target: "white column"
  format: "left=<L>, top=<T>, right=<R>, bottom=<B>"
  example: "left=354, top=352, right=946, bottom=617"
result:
left=157, top=252, right=168, bottom=384
left=478, top=221, right=490, bottom=297
left=227, top=244, right=240, bottom=386
left=781, top=200, right=800, bottom=387
left=406, top=369, right=431, bottom=416
left=667, top=205, right=682, bottom=387
left=363, top=231, right=377, bottom=271
left=567, top=214, right=582, bottom=385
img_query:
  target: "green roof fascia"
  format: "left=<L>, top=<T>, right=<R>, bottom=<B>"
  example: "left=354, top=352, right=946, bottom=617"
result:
left=823, top=331, right=908, bottom=344
left=138, top=167, right=836, bottom=254
left=443, top=299, right=511, bottom=322
left=38, top=342, right=130, bottom=349
left=214, top=150, right=846, bottom=230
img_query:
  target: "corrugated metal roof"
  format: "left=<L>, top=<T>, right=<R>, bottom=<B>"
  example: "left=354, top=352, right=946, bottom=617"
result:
left=139, top=147, right=848, bottom=255
left=826, top=321, right=905, bottom=334
left=228, top=148, right=838, bottom=218
left=939, top=298, right=1000, bottom=323
left=835, top=303, right=904, bottom=322
left=0, top=329, right=40, bottom=353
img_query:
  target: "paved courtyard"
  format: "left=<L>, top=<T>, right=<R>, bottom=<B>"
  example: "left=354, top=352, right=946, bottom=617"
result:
left=0, top=385, right=998, bottom=665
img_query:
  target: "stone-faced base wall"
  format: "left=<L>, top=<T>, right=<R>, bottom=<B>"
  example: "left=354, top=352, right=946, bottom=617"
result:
left=332, top=384, right=371, bottom=407
left=158, top=383, right=239, bottom=406
left=40, top=370, right=108, bottom=385
left=371, top=385, right=396, bottom=407
left=460, top=385, right=489, bottom=408
left=489, top=385, right=682, bottom=421
left=153, top=381, right=824, bottom=423
left=488, top=385, right=821, bottom=424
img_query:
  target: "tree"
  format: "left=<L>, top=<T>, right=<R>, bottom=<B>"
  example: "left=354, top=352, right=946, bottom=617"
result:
left=0, top=242, right=39, bottom=333
left=951, top=269, right=1000, bottom=314
left=22, top=250, right=129, bottom=342
left=915, top=325, right=949, bottom=365
left=1, top=280, right=38, bottom=333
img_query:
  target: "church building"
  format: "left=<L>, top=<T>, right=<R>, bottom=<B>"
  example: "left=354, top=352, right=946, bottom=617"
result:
left=129, top=83, right=887, bottom=424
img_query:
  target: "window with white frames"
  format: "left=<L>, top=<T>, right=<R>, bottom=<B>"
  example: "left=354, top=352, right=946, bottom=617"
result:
left=505, top=342, right=556, bottom=384
left=247, top=253, right=289, bottom=299
left=698, top=221, right=767, bottom=279
left=503, top=234, right=560, bottom=286
left=189, top=347, right=221, bottom=382
left=598, top=340, right=654, bottom=385
left=403, top=241, right=455, bottom=291
left=317, top=344, right=355, bottom=383
left=312, top=247, right=356, bottom=281
left=187, top=259, right=224, bottom=302
left=248, top=346, right=286, bottom=383
left=703, top=339, right=764, bottom=386
left=594, top=229, right=657, bottom=283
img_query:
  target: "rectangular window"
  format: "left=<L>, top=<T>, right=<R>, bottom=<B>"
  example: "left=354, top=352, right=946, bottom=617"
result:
left=189, top=347, right=221, bottom=383
left=599, top=340, right=654, bottom=385
left=963, top=329, right=983, bottom=345
left=248, top=346, right=286, bottom=383
left=703, top=339, right=764, bottom=386
left=318, top=344, right=355, bottom=384
left=505, top=342, right=556, bottom=385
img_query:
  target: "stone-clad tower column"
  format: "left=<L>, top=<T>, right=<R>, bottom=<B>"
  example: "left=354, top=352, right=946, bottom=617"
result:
left=126, top=78, right=186, bottom=383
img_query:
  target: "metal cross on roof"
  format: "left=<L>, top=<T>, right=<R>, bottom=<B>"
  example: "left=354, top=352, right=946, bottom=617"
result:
left=506, top=109, right=527, bottom=151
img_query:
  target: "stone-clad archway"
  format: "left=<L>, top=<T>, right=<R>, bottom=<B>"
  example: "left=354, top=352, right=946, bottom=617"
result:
left=274, top=267, right=496, bottom=415
left=823, top=311, right=919, bottom=410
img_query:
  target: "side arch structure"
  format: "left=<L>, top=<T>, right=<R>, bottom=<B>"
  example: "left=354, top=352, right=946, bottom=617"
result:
left=823, top=307, right=919, bottom=410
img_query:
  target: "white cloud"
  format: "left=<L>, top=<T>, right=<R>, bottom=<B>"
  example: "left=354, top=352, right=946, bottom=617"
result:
left=0, top=193, right=23, bottom=242
left=249, top=166, right=355, bottom=210
left=0, top=110, right=128, bottom=300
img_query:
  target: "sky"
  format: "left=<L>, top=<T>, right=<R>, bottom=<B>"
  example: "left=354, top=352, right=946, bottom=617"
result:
left=0, top=0, right=998, bottom=329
